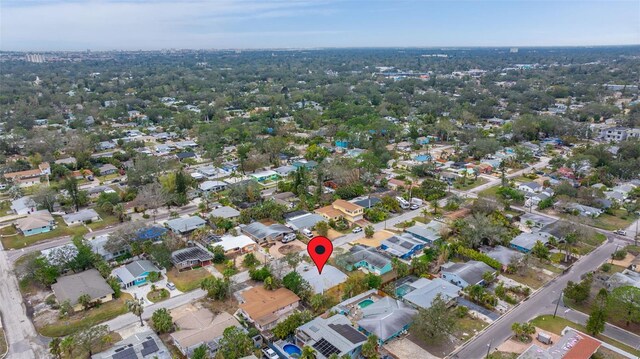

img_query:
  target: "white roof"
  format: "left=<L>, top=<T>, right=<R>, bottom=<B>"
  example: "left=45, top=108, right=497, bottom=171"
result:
left=216, top=234, right=255, bottom=252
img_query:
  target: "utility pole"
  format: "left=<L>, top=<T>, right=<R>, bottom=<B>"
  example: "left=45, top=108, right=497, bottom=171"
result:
left=485, top=340, right=492, bottom=359
left=553, top=290, right=563, bottom=318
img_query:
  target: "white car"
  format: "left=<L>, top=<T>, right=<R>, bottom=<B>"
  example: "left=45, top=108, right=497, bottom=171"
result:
left=613, top=229, right=627, bottom=236
left=282, top=233, right=296, bottom=243
left=352, top=227, right=363, bottom=233
left=410, top=204, right=419, bottom=210
left=262, top=348, right=279, bottom=359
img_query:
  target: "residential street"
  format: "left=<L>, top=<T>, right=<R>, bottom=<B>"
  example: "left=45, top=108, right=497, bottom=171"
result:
left=5, top=205, right=198, bottom=263
left=450, top=239, right=639, bottom=358
left=0, top=242, right=49, bottom=359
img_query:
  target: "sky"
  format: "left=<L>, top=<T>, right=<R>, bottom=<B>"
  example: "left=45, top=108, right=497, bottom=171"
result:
left=1, top=0, right=639, bottom=51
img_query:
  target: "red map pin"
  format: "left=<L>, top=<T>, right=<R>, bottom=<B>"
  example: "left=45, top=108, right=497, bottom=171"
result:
left=307, top=236, right=333, bottom=274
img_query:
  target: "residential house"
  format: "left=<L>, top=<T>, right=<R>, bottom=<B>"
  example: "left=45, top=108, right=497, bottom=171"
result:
left=98, top=164, right=118, bottom=176
left=92, top=330, right=171, bottom=359
left=62, top=209, right=101, bottom=226
left=517, top=181, right=542, bottom=194
left=166, top=216, right=206, bottom=234
left=237, top=286, right=300, bottom=331
left=10, top=196, right=37, bottom=215
left=170, top=307, right=242, bottom=358
left=249, top=170, right=280, bottom=183
left=357, top=297, right=417, bottom=344
left=176, top=152, right=197, bottom=161
left=113, top=260, right=160, bottom=288
left=97, top=141, right=116, bottom=151
left=297, top=264, right=348, bottom=294
left=520, top=213, right=557, bottom=230
left=3, top=162, right=51, bottom=187
left=556, top=202, right=604, bottom=218
left=404, top=221, right=443, bottom=244
left=215, top=234, right=258, bottom=254
left=51, top=269, right=114, bottom=312
left=292, top=160, right=318, bottom=170
left=526, top=188, right=554, bottom=206
left=241, top=222, right=292, bottom=243
left=402, top=277, right=461, bottom=309
left=510, top=232, right=550, bottom=253
left=54, top=157, right=77, bottom=166
left=606, top=270, right=640, bottom=290
left=271, top=192, right=298, bottom=208
left=274, top=165, right=297, bottom=177
left=296, top=314, right=367, bottom=359
left=315, top=199, right=364, bottom=224
left=352, top=197, right=381, bottom=209
left=199, top=181, right=227, bottom=194
left=89, top=235, right=128, bottom=261
left=209, top=206, right=241, bottom=220
left=345, top=245, right=393, bottom=275
left=380, top=234, right=424, bottom=259
left=517, top=329, right=601, bottom=359
left=285, top=212, right=326, bottom=231
left=171, top=247, right=213, bottom=271
left=136, top=226, right=168, bottom=242
left=440, top=260, right=496, bottom=288
left=480, top=245, right=524, bottom=271
left=599, top=127, right=628, bottom=142
left=15, top=210, right=55, bottom=236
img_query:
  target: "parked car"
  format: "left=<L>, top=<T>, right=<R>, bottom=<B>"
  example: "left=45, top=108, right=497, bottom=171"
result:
left=262, top=348, right=279, bottom=359
left=166, top=282, right=176, bottom=290
left=302, top=228, right=314, bottom=238
left=352, top=227, right=363, bottom=233
left=410, top=204, right=419, bottom=210
left=282, top=233, right=296, bottom=243
left=613, top=229, right=626, bottom=236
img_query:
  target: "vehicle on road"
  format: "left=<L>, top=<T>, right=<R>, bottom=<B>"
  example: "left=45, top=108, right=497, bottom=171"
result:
left=613, top=229, right=626, bottom=235
left=352, top=227, right=362, bottom=233
left=166, top=282, right=176, bottom=290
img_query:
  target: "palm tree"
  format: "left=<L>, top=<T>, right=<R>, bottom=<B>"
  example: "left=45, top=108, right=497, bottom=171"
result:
left=299, top=346, right=316, bottom=359
left=127, top=298, right=145, bottom=326
left=361, top=334, right=380, bottom=358
left=113, top=203, right=126, bottom=222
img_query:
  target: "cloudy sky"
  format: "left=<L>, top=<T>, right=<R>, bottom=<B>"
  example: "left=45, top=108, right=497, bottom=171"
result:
left=1, top=0, right=639, bottom=51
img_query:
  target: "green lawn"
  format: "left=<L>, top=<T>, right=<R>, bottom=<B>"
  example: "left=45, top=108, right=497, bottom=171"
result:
left=1, top=217, right=88, bottom=249
left=147, top=288, right=170, bottom=303
left=530, top=315, right=640, bottom=357
left=0, top=328, right=6, bottom=358
left=478, top=186, right=501, bottom=199
left=166, top=267, right=212, bottom=292
left=454, top=316, right=488, bottom=341
left=38, top=294, right=133, bottom=337
left=587, top=210, right=635, bottom=231
left=453, top=177, right=489, bottom=191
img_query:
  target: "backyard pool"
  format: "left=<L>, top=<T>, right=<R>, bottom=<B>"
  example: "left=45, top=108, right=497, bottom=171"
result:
left=395, top=284, right=413, bottom=297
left=283, top=343, right=302, bottom=357
left=358, top=299, right=374, bottom=308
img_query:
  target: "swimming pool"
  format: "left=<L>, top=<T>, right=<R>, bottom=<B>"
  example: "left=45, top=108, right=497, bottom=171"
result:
left=358, top=299, right=374, bottom=308
left=396, top=284, right=414, bottom=297
left=283, top=343, right=302, bottom=356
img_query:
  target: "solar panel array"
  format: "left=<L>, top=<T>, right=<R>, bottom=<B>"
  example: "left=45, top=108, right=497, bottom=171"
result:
left=140, top=339, right=159, bottom=357
left=112, top=347, right=137, bottom=359
left=313, top=338, right=340, bottom=357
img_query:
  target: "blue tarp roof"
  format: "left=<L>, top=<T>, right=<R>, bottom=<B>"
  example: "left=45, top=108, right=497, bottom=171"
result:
left=137, top=226, right=168, bottom=240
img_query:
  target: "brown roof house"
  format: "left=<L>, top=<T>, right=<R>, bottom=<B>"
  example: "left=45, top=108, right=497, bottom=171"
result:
left=315, top=199, right=364, bottom=224
left=51, top=269, right=114, bottom=312
left=237, top=287, right=300, bottom=331
left=170, top=305, right=242, bottom=358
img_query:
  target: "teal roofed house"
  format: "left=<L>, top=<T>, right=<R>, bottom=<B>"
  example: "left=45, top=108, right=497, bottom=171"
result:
left=113, top=260, right=160, bottom=288
left=249, top=170, right=280, bottom=182
left=292, top=160, right=318, bottom=169
left=346, top=245, right=393, bottom=275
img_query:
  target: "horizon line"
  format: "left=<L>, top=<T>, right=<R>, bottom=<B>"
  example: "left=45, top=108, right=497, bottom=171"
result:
left=2, top=44, right=640, bottom=53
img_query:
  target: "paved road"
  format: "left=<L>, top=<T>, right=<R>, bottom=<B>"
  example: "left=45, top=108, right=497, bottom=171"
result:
left=450, top=239, right=634, bottom=358
left=562, top=308, right=640, bottom=353
left=5, top=205, right=198, bottom=262
left=0, top=242, right=49, bottom=358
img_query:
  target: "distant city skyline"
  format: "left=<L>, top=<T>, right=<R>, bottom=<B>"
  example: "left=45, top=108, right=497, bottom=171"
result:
left=1, top=0, right=639, bottom=51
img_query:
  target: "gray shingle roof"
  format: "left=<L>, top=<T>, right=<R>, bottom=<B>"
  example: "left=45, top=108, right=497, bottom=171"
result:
left=357, top=297, right=417, bottom=341
left=171, top=247, right=213, bottom=264
left=166, top=216, right=206, bottom=233
left=348, top=245, right=392, bottom=269
left=441, top=260, right=495, bottom=286
left=402, top=278, right=460, bottom=309
left=52, top=269, right=114, bottom=306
